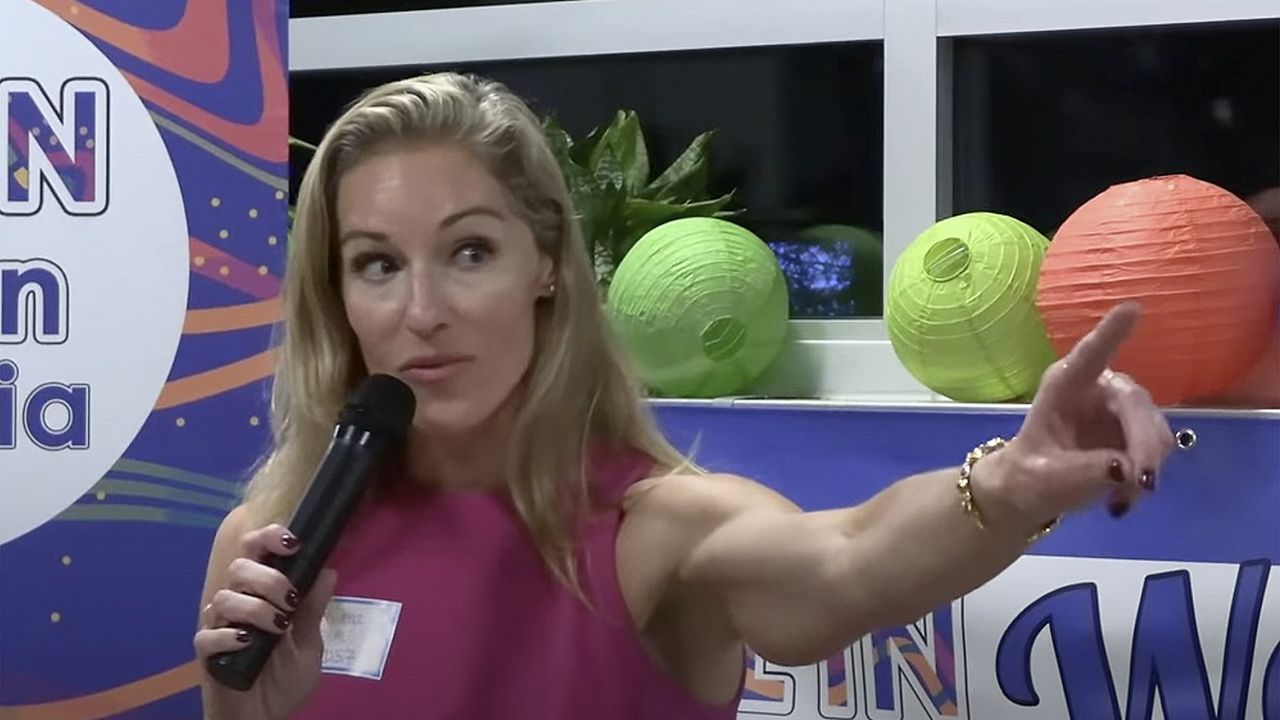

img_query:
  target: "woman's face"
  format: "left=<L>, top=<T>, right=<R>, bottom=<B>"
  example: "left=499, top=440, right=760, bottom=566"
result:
left=335, top=142, right=554, bottom=438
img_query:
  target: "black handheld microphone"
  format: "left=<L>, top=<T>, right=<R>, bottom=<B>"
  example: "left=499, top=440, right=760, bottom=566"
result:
left=206, top=373, right=416, bottom=691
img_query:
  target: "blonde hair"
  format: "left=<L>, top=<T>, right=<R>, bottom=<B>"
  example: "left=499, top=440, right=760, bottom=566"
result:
left=244, top=71, right=695, bottom=591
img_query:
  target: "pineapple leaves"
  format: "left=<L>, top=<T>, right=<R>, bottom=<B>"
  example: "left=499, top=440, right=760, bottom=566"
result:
left=592, top=145, right=625, bottom=191
left=648, top=130, right=715, bottom=201
left=587, top=110, right=649, bottom=194
left=613, top=192, right=736, bottom=259
left=285, top=135, right=318, bottom=233
left=289, top=136, right=318, bottom=153
left=540, top=111, right=740, bottom=288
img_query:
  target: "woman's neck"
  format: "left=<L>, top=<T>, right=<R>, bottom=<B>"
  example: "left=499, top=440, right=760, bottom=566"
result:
left=405, top=399, right=519, bottom=493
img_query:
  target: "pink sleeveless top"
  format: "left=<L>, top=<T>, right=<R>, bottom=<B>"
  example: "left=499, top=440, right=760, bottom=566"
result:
left=296, top=445, right=744, bottom=719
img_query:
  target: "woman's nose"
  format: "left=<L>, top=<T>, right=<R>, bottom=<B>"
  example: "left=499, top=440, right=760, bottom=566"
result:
left=403, top=266, right=449, bottom=337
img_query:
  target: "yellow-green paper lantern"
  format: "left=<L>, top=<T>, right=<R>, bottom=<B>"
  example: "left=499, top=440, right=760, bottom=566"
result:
left=607, top=217, right=789, bottom=397
left=886, top=212, right=1056, bottom=402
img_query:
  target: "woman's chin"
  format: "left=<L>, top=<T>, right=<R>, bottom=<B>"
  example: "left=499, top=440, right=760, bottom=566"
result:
left=412, top=413, right=474, bottom=437
left=405, top=386, right=520, bottom=444
left=410, top=403, right=492, bottom=439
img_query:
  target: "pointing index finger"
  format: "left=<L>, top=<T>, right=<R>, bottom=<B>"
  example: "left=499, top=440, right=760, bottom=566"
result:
left=1056, top=302, right=1141, bottom=387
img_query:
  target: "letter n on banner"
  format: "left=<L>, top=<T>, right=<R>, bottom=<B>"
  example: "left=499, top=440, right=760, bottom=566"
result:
left=738, top=645, right=866, bottom=718
left=863, top=601, right=965, bottom=719
left=1, top=77, right=108, bottom=216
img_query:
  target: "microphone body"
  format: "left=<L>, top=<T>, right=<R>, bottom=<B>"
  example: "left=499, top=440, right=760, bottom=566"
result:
left=205, top=375, right=414, bottom=691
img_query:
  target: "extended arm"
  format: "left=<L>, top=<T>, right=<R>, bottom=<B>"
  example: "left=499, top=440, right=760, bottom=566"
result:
left=649, top=304, right=1172, bottom=666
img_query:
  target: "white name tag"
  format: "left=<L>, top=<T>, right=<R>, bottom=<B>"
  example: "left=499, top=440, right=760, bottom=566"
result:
left=320, top=596, right=403, bottom=680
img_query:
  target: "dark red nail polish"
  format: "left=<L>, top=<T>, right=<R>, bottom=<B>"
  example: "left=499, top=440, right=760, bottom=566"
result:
left=1108, top=460, right=1126, bottom=484
left=285, top=590, right=300, bottom=608
left=1140, top=469, right=1156, bottom=492
left=235, top=629, right=251, bottom=643
left=1107, top=499, right=1130, bottom=518
left=274, top=613, right=291, bottom=630
left=281, top=534, right=299, bottom=549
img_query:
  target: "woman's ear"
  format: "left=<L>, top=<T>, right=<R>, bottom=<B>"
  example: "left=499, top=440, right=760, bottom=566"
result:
left=537, top=255, right=556, bottom=298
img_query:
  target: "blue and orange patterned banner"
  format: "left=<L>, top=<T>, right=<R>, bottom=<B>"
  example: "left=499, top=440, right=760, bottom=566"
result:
left=1, top=0, right=287, bottom=717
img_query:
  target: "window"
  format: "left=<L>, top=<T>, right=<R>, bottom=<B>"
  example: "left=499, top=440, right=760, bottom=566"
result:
left=290, top=42, right=886, bottom=318
left=950, top=21, right=1279, bottom=236
left=288, top=2, right=1278, bottom=401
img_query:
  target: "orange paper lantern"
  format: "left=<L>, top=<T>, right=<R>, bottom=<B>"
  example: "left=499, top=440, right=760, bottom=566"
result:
left=1204, top=308, right=1280, bottom=408
left=1037, top=174, right=1280, bottom=405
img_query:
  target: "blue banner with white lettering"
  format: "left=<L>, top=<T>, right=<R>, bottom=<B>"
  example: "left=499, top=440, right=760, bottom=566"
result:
left=654, top=402, right=1280, bottom=720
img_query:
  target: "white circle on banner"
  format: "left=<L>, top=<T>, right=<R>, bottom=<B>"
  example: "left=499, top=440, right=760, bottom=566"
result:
left=0, top=0, right=189, bottom=544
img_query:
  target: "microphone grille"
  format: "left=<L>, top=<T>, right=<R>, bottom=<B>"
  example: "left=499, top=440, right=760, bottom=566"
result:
left=338, top=374, right=416, bottom=439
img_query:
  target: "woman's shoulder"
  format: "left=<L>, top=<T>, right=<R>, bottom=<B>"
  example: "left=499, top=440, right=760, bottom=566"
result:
left=626, top=469, right=797, bottom=511
left=620, top=471, right=800, bottom=545
left=615, top=470, right=800, bottom=629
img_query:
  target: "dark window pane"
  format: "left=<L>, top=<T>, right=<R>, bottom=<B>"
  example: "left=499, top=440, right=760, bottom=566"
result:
left=291, top=43, right=885, bottom=317
left=952, top=21, right=1280, bottom=238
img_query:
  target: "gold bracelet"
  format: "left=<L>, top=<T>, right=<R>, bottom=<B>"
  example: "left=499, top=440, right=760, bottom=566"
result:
left=958, top=436, right=1059, bottom=544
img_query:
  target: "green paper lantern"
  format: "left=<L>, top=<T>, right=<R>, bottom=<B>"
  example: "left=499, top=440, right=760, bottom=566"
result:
left=607, top=217, right=789, bottom=397
left=886, top=212, right=1057, bottom=402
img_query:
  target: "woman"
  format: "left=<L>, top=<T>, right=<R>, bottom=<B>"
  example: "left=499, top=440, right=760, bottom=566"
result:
left=193, top=72, right=1174, bottom=719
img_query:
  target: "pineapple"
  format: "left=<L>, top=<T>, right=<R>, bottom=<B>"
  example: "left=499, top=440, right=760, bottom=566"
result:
left=542, top=111, right=738, bottom=289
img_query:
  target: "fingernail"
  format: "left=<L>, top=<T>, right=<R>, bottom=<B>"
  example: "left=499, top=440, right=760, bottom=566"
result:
left=1108, top=460, right=1126, bottom=484
left=285, top=590, right=300, bottom=608
left=281, top=533, right=299, bottom=549
left=235, top=629, right=251, bottom=643
left=1140, top=469, right=1156, bottom=492
left=1107, top=498, right=1130, bottom=518
left=274, top=613, right=291, bottom=630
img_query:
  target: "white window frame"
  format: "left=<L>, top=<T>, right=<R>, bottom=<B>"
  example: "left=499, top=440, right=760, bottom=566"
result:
left=290, top=0, right=1279, bottom=403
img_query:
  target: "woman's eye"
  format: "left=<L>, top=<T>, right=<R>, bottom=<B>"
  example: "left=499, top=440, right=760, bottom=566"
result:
left=350, top=253, right=399, bottom=280
left=455, top=240, right=493, bottom=266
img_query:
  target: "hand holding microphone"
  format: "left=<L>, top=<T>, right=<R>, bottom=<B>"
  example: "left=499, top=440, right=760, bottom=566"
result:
left=193, top=374, right=415, bottom=718
left=194, top=522, right=338, bottom=720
